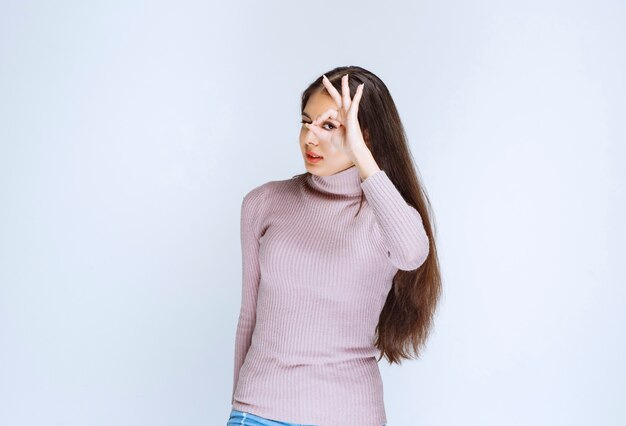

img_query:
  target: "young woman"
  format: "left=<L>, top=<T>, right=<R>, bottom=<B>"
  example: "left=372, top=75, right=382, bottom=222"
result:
left=227, top=66, right=442, bottom=426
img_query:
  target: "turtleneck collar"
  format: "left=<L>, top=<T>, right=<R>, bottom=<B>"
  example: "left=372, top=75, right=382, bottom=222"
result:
left=305, top=165, right=363, bottom=196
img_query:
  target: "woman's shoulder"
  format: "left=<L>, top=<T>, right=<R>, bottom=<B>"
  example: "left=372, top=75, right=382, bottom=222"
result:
left=242, top=172, right=306, bottom=206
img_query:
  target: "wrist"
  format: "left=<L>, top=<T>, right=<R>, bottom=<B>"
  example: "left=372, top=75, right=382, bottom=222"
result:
left=351, top=147, right=380, bottom=180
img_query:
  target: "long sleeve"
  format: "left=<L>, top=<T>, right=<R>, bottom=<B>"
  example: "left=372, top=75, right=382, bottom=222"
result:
left=232, top=184, right=268, bottom=404
left=360, top=169, right=429, bottom=271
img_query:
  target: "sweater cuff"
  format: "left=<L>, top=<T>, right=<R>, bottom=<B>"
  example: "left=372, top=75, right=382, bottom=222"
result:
left=360, top=169, right=393, bottom=195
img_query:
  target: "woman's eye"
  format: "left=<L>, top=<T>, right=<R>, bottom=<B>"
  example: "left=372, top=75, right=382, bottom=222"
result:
left=300, top=119, right=334, bottom=130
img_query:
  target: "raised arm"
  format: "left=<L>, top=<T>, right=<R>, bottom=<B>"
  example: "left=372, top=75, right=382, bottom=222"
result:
left=231, top=184, right=267, bottom=404
left=306, top=74, right=429, bottom=271
left=360, top=169, right=429, bottom=271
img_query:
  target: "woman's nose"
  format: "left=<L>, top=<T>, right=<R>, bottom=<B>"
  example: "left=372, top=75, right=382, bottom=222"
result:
left=305, top=134, right=319, bottom=145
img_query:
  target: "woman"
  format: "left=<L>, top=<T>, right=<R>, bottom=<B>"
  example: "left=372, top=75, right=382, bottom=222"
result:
left=227, top=65, right=442, bottom=426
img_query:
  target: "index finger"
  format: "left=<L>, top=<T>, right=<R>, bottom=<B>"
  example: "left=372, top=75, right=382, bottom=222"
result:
left=313, top=107, right=340, bottom=126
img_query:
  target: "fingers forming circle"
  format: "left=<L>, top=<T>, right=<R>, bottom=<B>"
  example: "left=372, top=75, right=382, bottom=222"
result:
left=313, top=108, right=339, bottom=127
left=320, top=74, right=365, bottom=122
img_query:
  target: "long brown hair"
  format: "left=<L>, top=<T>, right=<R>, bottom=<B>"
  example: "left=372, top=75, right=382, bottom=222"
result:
left=297, top=65, right=443, bottom=364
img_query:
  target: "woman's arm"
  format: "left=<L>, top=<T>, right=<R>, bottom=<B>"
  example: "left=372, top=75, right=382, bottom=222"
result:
left=360, top=169, right=429, bottom=271
left=231, top=184, right=267, bottom=404
left=308, top=74, right=429, bottom=271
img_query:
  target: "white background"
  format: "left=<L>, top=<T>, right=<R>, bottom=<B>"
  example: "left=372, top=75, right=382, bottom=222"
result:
left=1, top=1, right=624, bottom=425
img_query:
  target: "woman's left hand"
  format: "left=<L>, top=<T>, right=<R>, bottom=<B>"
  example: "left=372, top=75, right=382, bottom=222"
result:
left=304, top=74, right=367, bottom=163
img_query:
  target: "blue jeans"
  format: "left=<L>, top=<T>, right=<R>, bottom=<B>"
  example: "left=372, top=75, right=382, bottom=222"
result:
left=227, top=409, right=387, bottom=426
left=227, top=409, right=315, bottom=425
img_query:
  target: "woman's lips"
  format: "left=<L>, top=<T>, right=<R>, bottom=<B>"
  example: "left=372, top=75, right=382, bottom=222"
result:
left=306, top=152, right=323, bottom=162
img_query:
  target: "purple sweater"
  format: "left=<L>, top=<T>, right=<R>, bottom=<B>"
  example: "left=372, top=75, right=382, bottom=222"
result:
left=231, top=165, right=429, bottom=426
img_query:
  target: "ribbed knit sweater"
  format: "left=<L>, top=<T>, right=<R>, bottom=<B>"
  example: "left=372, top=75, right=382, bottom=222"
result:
left=231, top=165, right=429, bottom=426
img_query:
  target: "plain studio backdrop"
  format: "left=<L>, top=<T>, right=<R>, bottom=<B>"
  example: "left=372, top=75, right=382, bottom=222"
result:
left=0, top=1, right=624, bottom=425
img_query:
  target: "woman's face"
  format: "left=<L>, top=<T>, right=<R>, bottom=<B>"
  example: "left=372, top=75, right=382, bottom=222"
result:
left=299, top=90, right=354, bottom=176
